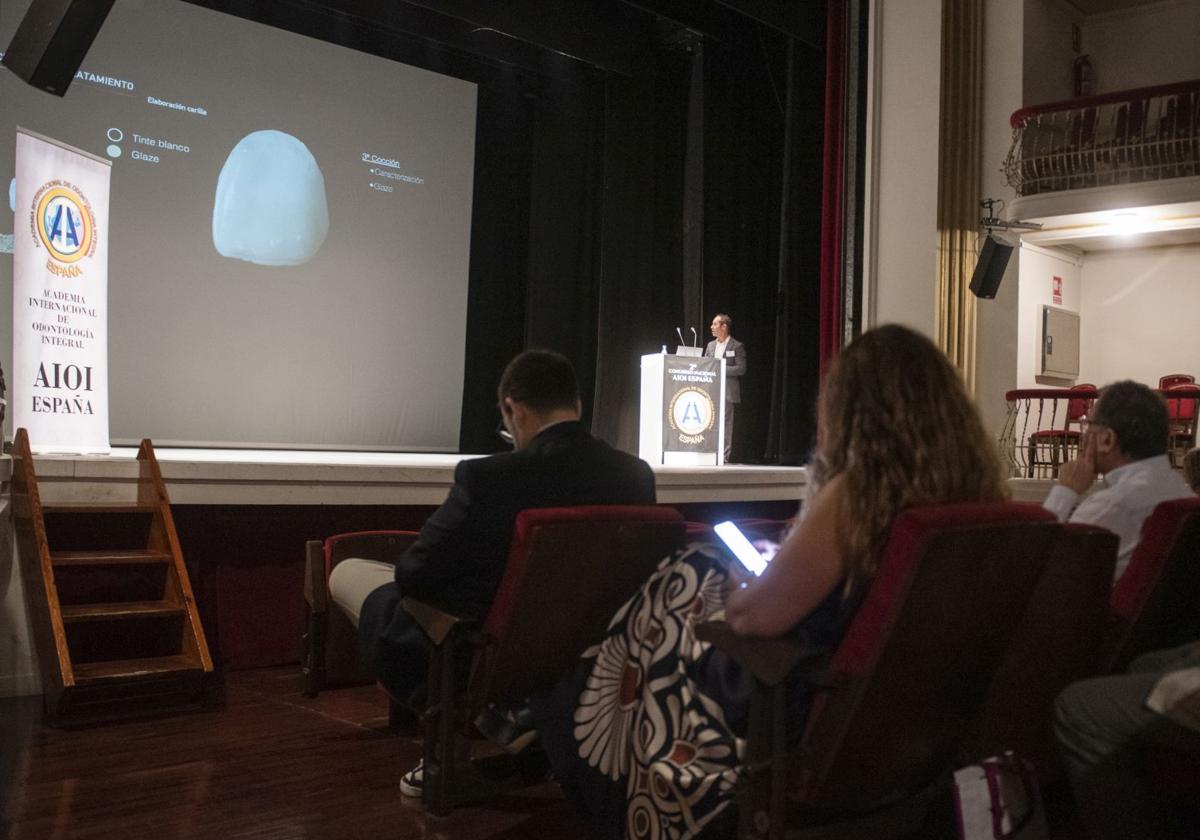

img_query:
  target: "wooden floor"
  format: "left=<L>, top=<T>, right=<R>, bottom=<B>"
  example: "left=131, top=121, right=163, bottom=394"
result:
left=0, top=668, right=1096, bottom=840
left=0, top=669, right=582, bottom=840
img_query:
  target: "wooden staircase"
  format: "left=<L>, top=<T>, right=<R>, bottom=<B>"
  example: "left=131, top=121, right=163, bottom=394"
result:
left=12, top=428, right=213, bottom=725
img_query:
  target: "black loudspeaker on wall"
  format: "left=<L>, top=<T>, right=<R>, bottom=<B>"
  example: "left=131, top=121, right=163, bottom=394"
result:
left=1, top=0, right=116, bottom=97
left=969, top=234, right=1014, bottom=299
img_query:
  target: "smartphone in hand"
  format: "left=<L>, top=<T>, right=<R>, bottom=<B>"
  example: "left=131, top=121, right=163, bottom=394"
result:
left=714, top=520, right=775, bottom=576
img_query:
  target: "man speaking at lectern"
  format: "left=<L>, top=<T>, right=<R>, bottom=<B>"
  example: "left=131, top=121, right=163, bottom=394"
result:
left=705, top=313, right=746, bottom=462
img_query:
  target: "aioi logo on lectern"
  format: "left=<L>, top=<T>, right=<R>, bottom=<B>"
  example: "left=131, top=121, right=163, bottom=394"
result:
left=30, top=181, right=97, bottom=276
left=668, top=387, right=715, bottom=444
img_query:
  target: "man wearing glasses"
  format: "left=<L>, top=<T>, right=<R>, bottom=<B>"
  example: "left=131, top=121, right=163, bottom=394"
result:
left=329, top=349, right=655, bottom=793
left=1043, top=380, right=1192, bottom=581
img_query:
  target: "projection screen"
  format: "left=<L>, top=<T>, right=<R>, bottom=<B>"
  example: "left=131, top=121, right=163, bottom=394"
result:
left=0, top=0, right=477, bottom=450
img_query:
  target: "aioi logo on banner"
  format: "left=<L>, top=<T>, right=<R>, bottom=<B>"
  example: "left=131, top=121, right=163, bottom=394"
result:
left=30, top=180, right=98, bottom=278
left=662, top=357, right=721, bottom=453
left=668, top=386, right=715, bottom=444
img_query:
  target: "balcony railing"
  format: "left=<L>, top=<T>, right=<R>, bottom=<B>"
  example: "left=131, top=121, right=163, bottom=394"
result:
left=1003, top=80, right=1200, bottom=197
left=1000, top=386, right=1199, bottom=479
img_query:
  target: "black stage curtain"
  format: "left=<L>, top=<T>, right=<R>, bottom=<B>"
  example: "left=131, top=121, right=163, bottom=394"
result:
left=592, top=26, right=826, bottom=462
left=703, top=30, right=825, bottom=463
left=187, top=2, right=825, bottom=461
left=591, top=54, right=691, bottom=450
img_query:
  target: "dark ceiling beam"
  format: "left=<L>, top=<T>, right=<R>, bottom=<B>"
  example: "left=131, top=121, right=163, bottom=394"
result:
left=394, top=0, right=656, bottom=75
left=184, top=0, right=824, bottom=76
left=183, top=0, right=648, bottom=78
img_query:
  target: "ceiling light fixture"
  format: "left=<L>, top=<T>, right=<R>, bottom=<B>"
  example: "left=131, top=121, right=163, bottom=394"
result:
left=1111, top=211, right=1141, bottom=236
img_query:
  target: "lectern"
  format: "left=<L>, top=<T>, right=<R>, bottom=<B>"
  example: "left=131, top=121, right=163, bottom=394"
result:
left=640, top=352, right=725, bottom=466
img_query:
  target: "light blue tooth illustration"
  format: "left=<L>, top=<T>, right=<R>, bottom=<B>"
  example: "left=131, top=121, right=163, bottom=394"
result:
left=8, top=178, right=15, bottom=213
left=212, top=130, right=329, bottom=266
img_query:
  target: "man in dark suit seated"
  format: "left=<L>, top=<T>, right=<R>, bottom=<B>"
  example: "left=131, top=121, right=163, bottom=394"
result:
left=329, top=349, right=656, bottom=795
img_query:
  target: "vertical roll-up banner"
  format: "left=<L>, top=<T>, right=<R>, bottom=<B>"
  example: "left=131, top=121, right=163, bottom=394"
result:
left=13, top=128, right=111, bottom=454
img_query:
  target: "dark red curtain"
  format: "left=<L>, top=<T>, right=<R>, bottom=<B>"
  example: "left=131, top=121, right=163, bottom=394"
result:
left=818, top=0, right=847, bottom=373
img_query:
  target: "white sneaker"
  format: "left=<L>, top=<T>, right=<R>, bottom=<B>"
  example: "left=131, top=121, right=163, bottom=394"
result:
left=399, top=760, right=423, bottom=797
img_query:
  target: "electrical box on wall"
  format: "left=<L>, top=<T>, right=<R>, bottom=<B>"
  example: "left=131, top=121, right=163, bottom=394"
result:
left=1040, top=305, right=1080, bottom=379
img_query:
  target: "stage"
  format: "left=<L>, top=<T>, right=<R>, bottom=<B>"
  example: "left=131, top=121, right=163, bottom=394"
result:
left=1, top=451, right=1061, bottom=685
left=1, top=449, right=807, bottom=678
left=18, top=448, right=809, bottom=507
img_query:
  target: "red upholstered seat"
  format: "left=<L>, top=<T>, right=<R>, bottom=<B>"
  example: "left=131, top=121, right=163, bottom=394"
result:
left=1106, top=497, right=1200, bottom=672
left=977, top=523, right=1118, bottom=779
left=700, top=501, right=1060, bottom=839
left=322, top=529, right=418, bottom=581
left=1158, top=373, right=1195, bottom=390
left=403, top=504, right=686, bottom=815
left=1026, top=384, right=1095, bottom=478
left=302, top=529, right=419, bottom=697
left=1163, top=384, right=1199, bottom=468
left=480, top=505, right=686, bottom=688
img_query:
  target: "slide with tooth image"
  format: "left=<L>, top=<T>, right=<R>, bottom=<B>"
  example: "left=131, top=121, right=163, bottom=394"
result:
left=212, top=130, right=329, bottom=267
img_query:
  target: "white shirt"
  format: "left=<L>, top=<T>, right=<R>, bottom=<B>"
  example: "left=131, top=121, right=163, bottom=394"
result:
left=1147, top=660, right=1200, bottom=734
left=1042, top=454, right=1193, bottom=581
left=713, top=338, right=729, bottom=359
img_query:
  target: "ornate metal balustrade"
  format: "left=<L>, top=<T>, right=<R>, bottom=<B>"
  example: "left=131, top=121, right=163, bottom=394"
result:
left=1000, top=386, right=1199, bottom=479
left=1004, top=80, right=1200, bottom=197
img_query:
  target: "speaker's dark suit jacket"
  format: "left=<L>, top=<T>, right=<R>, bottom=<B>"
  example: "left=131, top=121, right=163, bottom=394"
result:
left=704, top=337, right=746, bottom=403
left=359, top=420, right=656, bottom=705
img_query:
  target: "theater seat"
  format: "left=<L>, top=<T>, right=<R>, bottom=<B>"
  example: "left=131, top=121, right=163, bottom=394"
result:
left=1026, top=384, right=1094, bottom=478
left=975, top=523, right=1117, bottom=780
left=1106, top=497, right=1200, bottom=673
left=698, top=501, right=1060, bottom=840
left=401, top=505, right=686, bottom=815
left=301, top=530, right=418, bottom=698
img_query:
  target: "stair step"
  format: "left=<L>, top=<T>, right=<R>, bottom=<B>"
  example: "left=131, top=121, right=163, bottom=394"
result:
left=61, top=601, right=185, bottom=622
left=72, top=655, right=202, bottom=685
left=52, top=549, right=172, bottom=567
left=42, top=503, right=158, bottom=515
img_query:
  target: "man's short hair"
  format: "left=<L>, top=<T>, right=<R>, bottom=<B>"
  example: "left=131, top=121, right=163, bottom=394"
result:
left=714, top=313, right=732, bottom=329
left=1091, top=380, right=1170, bottom=461
left=498, top=350, right=579, bottom=413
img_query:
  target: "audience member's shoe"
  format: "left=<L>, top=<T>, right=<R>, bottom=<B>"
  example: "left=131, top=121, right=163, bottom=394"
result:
left=474, top=704, right=538, bottom=754
left=399, top=760, right=423, bottom=797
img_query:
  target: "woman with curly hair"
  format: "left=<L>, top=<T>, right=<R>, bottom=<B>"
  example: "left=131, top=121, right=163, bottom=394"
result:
left=532, top=324, right=1009, bottom=840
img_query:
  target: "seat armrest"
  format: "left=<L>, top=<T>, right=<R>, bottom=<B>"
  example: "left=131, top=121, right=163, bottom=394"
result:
left=696, top=620, right=808, bottom=686
left=401, top=597, right=473, bottom=646
left=304, top=539, right=325, bottom=611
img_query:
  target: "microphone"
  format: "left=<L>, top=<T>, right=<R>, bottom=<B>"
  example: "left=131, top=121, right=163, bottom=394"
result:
left=690, top=327, right=698, bottom=347
left=676, top=327, right=685, bottom=347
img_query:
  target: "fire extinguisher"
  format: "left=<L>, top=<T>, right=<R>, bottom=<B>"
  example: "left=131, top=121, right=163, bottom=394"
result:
left=1073, top=55, right=1093, bottom=97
